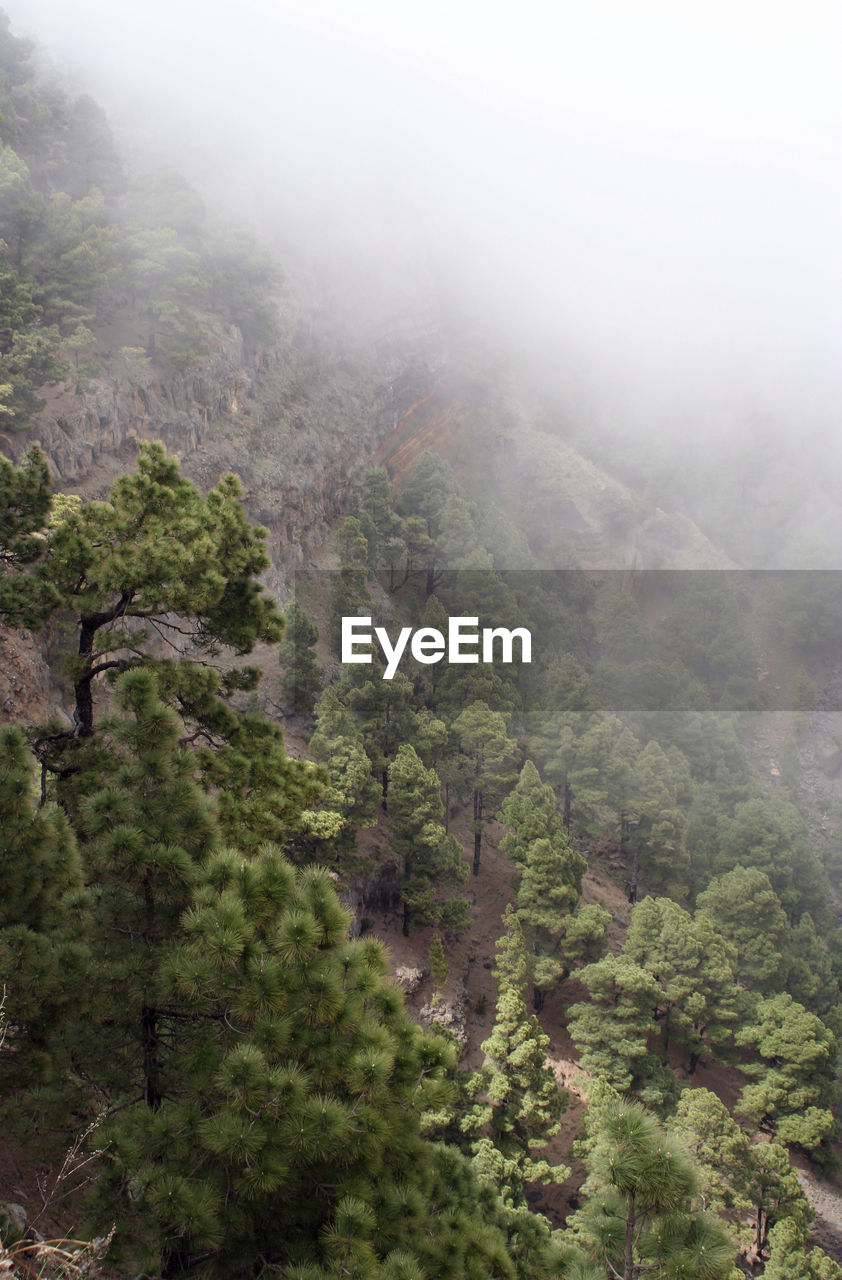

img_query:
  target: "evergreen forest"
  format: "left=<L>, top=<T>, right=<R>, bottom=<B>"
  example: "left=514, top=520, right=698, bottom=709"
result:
left=2, top=12, right=842, bottom=1280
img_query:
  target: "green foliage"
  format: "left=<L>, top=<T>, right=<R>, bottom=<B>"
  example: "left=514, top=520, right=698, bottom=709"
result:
left=0, top=240, right=70, bottom=422
left=343, top=669, right=419, bottom=801
left=94, top=832, right=499, bottom=1277
left=695, top=866, right=789, bottom=993
left=334, top=515, right=370, bottom=572
left=735, top=993, right=836, bottom=1150
left=654, top=574, right=761, bottom=708
left=303, top=727, right=379, bottom=857
left=765, top=1218, right=842, bottom=1280
left=568, top=1100, right=734, bottom=1280
left=6, top=442, right=282, bottom=744
left=625, top=740, right=689, bottom=901
left=33, top=188, right=118, bottom=327
left=452, top=700, right=519, bottom=875
left=500, top=760, right=567, bottom=866
left=464, top=908, right=569, bottom=1207
left=279, top=599, right=323, bottom=716
left=715, top=795, right=828, bottom=921
left=500, top=760, right=595, bottom=999
left=73, top=669, right=219, bottom=1107
left=388, top=744, right=468, bottom=934
left=786, top=912, right=840, bottom=1017
left=625, top=897, right=740, bottom=1071
left=568, top=955, right=673, bottom=1108
left=359, top=468, right=404, bottom=578
left=667, top=1089, right=754, bottom=1215
left=529, top=671, right=600, bottom=834
left=666, top=1087, right=812, bottom=1260
left=0, top=725, right=88, bottom=1081
left=0, top=25, right=282, bottom=426
left=0, top=444, right=59, bottom=625
left=429, top=934, right=448, bottom=996
left=555, top=903, right=611, bottom=977
left=770, top=573, right=842, bottom=661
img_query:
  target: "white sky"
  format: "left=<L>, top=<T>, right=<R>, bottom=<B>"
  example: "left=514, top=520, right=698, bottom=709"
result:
left=6, top=0, right=842, bottom=422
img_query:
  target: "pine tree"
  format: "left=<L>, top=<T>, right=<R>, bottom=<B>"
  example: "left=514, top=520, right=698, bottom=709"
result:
left=665, top=1085, right=812, bottom=1263
left=0, top=444, right=59, bottom=626
left=500, top=760, right=568, bottom=866
left=735, top=993, right=836, bottom=1150
left=388, top=744, right=468, bottom=935
left=625, top=740, right=689, bottom=903
left=302, top=728, right=379, bottom=859
left=715, top=795, right=828, bottom=921
left=95, top=834, right=555, bottom=1278
left=147, top=660, right=323, bottom=857
left=742, top=1142, right=812, bottom=1262
left=695, top=866, right=789, bottom=993
left=394, top=452, right=457, bottom=596
left=278, top=599, right=323, bottom=716
left=765, top=1218, right=842, bottom=1280
left=345, top=668, right=419, bottom=805
left=624, top=897, right=740, bottom=1072
left=452, top=700, right=519, bottom=875
left=0, top=725, right=88, bottom=1082
left=569, top=1100, right=734, bottom=1280
left=429, top=933, right=448, bottom=1002
left=667, top=1088, right=754, bottom=1216
left=567, top=955, right=671, bottom=1107
left=75, top=668, right=220, bottom=1111
left=500, top=761, right=593, bottom=1005
left=529, top=654, right=600, bottom=833
left=359, top=467, right=403, bottom=581
left=3, top=442, right=284, bottom=744
left=570, top=715, right=639, bottom=867
left=516, top=835, right=588, bottom=1008
left=786, top=912, right=840, bottom=1017
left=464, top=907, right=569, bottom=1207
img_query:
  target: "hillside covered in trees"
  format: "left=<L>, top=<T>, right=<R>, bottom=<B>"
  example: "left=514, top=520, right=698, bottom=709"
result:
left=2, top=11, right=842, bottom=1280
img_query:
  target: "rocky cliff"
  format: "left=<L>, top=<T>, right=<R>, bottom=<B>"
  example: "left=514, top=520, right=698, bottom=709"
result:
left=1, top=282, right=448, bottom=594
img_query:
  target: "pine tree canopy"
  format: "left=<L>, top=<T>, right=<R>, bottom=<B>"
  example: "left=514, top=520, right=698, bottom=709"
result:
left=1, top=441, right=283, bottom=738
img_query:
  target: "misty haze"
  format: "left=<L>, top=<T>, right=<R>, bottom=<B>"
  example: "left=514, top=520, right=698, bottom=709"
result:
left=6, top=0, right=842, bottom=568
left=2, top=4, right=842, bottom=1279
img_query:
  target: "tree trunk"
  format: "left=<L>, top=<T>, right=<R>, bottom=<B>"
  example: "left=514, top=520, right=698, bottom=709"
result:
left=161, top=1245, right=191, bottom=1277
left=381, top=768, right=389, bottom=810
left=402, top=900, right=410, bottom=937
left=74, top=593, right=133, bottom=736
left=662, top=1003, right=671, bottom=1064
left=563, top=776, right=571, bottom=834
left=74, top=618, right=97, bottom=737
left=472, top=788, right=483, bottom=875
left=626, top=828, right=639, bottom=905
left=444, top=781, right=450, bottom=834
left=624, top=1197, right=636, bottom=1280
left=533, top=986, right=545, bottom=1013
left=141, top=1004, right=163, bottom=1111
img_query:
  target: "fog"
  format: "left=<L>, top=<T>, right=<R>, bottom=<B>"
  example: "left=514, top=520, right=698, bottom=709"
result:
left=6, top=0, right=842, bottom=443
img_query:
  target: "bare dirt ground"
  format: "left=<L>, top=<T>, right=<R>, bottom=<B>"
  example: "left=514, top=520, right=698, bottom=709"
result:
left=794, top=1162, right=842, bottom=1263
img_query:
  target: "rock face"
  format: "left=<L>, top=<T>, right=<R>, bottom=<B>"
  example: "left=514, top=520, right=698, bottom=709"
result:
left=0, top=1200, right=26, bottom=1245
left=419, top=982, right=469, bottom=1052
left=0, top=624, right=58, bottom=727
left=4, top=290, right=445, bottom=596
left=394, top=966, right=425, bottom=995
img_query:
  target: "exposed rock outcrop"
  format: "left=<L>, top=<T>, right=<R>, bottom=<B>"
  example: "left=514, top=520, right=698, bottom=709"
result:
left=5, top=292, right=445, bottom=598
